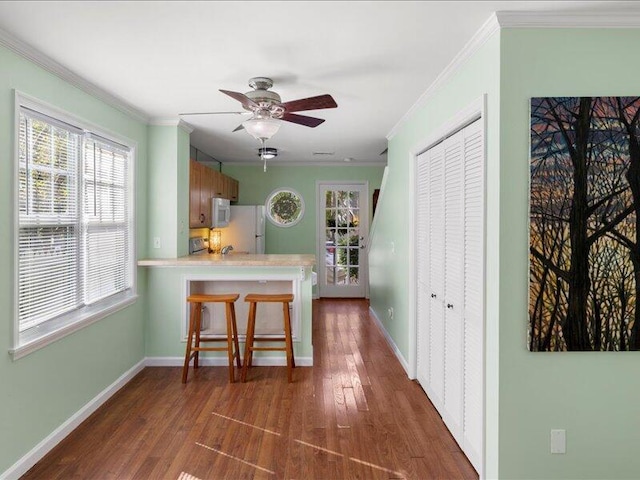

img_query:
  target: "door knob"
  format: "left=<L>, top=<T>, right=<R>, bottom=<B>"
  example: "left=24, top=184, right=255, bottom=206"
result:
left=431, top=293, right=437, bottom=298
left=446, top=303, right=454, bottom=309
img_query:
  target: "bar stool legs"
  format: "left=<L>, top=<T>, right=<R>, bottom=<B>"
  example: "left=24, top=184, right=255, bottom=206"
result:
left=225, top=300, right=242, bottom=375
left=282, top=299, right=295, bottom=375
left=241, top=293, right=295, bottom=383
left=182, top=293, right=241, bottom=384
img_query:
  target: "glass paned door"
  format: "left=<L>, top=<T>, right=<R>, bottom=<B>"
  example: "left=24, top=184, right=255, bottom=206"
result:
left=318, top=183, right=369, bottom=297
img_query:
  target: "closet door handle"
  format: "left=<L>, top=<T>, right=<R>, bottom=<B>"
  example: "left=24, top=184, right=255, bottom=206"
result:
left=431, top=293, right=437, bottom=298
left=446, top=303, right=454, bottom=309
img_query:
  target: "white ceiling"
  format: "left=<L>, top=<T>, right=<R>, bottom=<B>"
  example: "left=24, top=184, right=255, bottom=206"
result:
left=0, top=1, right=634, bottom=166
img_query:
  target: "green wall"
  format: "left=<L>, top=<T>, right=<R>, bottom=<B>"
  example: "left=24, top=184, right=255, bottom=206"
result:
left=497, top=28, right=640, bottom=479
left=148, top=124, right=190, bottom=258
left=0, top=45, right=148, bottom=473
left=221, top=165, right=385, bottom=255
left=177, top=127, right=190, bottom=257
left=368, top=32, right=502, bottom=478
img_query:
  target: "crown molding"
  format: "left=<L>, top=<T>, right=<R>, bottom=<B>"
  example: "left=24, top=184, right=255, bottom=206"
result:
left=387, top=13, right=500, bottom=140
left=387, top=8, right=640, bottom=140
left=496, top=10, right=640, bottom=28
left=0, top=27, right=149, bottom=124
left=150, top=117, right=195, bottom=133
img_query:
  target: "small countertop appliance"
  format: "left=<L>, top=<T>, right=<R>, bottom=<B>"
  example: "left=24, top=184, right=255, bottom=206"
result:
left=189, top=237, right=209, bottom=255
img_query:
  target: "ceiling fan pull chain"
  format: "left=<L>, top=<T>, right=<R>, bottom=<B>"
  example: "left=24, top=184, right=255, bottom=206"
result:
left=261, top=139, right=267, bottom=172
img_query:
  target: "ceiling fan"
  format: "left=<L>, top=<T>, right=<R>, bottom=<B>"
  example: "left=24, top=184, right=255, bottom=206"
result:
left=181, top=77, right=337, bottom=172
left=180, top=76, right=338, bottom=137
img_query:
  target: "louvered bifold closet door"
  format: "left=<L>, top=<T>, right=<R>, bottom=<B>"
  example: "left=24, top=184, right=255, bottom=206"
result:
left=427, top=141, right=446, bottom=411
left=462, top=120, right=484, bottom=472
left=442, top=133, right=465, bottom=444
left=416, top=150, right=431, bottom=389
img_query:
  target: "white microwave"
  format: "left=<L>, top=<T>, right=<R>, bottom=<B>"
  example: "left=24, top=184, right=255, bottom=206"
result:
left=211, top=197, right=231, bottom=228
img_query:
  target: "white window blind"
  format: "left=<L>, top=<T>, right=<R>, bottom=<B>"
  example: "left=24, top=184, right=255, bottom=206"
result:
left=18, top=106, right=133, bottom=337
left=83, top=137, right=130, bottom=305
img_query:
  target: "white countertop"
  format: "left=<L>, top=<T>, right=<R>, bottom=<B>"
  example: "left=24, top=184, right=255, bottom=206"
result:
left=138, top=253, right=316, bottom=267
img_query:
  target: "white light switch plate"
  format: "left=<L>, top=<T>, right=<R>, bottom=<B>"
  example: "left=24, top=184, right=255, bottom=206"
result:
left=550, top=429, right=566, bottom=454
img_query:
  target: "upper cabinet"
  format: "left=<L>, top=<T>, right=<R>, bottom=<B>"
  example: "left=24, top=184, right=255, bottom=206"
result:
left=189, top=159, right=239, bottom=228
left=211, top=169, right=224, bottom=198
left=228, top=177, right=239, bottom=202
left=189, top=160, right=204, bottom=227
left=200, top=164, right=214, bottom=226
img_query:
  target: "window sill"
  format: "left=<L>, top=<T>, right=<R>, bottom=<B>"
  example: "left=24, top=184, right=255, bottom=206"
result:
left=10, top=291, right=138, bottom=360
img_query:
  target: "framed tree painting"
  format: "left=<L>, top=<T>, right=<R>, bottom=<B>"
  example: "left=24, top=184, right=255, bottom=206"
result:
left=529, top=97, right=640, bottom=351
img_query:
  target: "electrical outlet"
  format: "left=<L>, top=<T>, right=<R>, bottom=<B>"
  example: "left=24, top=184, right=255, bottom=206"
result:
left=550, top=429, right=566, bottom=454
left=153, top=237, right=161, bottom=249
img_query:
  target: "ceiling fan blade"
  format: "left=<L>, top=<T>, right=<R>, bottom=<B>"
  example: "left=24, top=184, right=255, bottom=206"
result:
left=232, top=124, right=245, bottom=132
left=281, top=94, right=337, bottom=113
left=219, top=89, right=258, bottom=110
left=281, top=113, right=325, bottom=128
left=179, top=111, right=247, bottom=116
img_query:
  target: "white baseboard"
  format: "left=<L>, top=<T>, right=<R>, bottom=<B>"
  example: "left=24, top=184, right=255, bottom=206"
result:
left=145, top=356, right=313, bottom=367
left=368, top=306, right=410, bottom=375
left=1, top=359, right=146, bottom=480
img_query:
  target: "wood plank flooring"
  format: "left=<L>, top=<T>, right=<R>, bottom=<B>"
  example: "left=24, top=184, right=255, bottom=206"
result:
left=22, top=299, right=478, bottom=480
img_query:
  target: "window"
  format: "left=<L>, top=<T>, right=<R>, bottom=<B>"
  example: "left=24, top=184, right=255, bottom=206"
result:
left=265, top=188, right=305, bottom=227
left=13, top=96, right=136, bottom=358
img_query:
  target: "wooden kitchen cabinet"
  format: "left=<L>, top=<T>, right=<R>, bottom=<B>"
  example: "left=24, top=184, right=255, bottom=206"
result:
left=200, top=165, right=214, bottom=226
left=190, top=159, right=240, bottom=228
left=211, top=170, right=225, bottom=198
left=189, top=159, right=204, bottom=228
left=228, top=177, right=239, bottom=202
left=210, top=169, right=239, bottom=201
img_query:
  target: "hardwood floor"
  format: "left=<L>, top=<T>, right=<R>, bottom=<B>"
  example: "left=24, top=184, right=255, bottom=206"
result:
left=22, top=299, right=478, bottom=480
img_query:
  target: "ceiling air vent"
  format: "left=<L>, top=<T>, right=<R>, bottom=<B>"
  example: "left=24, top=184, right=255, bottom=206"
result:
left=313, top=152, right=335, bottom=156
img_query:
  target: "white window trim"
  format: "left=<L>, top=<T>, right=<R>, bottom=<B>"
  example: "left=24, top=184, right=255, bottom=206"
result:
left=11, top=90, right=138, bottom=360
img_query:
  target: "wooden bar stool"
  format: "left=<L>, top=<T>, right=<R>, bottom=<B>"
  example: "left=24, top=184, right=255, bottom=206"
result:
left=182, top=293, right=241, bottom=384
left=241, top=293, right=295, bottom=383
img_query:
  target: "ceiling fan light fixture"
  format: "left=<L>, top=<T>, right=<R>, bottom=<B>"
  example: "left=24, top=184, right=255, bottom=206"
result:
left=242, top=116, right=281, bottom=140
left=257, top=147, right=278, bottom=160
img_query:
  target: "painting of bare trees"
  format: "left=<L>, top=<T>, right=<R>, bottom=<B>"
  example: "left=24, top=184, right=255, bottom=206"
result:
left=530, top=97, right=640, bottom=351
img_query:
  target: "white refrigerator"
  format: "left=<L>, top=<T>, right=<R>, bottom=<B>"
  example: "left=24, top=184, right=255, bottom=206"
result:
left=222, top=205, right=266, bottom=254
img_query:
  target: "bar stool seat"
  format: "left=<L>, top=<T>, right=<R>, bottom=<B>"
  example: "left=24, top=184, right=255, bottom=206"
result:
left=182, top=293, right=241, bottom=383
left=242, top=293, right=295, bottom=383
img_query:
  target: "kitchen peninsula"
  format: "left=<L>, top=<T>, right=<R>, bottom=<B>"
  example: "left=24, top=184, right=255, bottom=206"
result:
left=138, top=253, right=315, bottom=367
left=139, top=253, right=315, bottom=268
